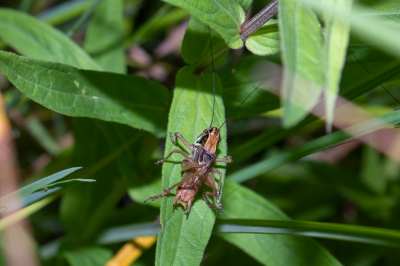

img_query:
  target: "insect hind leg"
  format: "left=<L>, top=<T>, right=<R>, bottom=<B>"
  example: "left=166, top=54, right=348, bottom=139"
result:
left=144, top=187, right=171, bottom=203
left=202, top=190, right=223, bottom=213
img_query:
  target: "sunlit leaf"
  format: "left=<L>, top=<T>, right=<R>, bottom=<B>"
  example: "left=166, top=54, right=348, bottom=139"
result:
left=163, top=0, right=245, bottom=49
left=245, top=19, right=280, bottom=56
left=0, top=51, right=170, bottom=137
left=155, top=67, right=227, bottom=266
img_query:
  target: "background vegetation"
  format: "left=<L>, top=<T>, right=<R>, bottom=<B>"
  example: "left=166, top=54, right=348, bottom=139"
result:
left=0, top=0, right=400, bottom=265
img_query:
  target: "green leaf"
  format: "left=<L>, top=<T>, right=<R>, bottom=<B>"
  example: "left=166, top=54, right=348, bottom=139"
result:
left=228, top=110, right=400, bottom=183
left=245, top=19, right=280, bottom=56
left=218, top=181, right=342, bottom=266
left=84, top=0, right=125, bottom=74
left=0, top=8, right=100, bottom=70
left=0, top=51, right=170, bottom=137
left=181, top=16, right=229, bottom=69
left=278, top=0, right=324, bottom=127
left=155, top=67, right=227, bottom=266
left=323, top=0, right=352, bottom=133
left=63, top=246, right=113, bottom=266
left=163, top=0, right=245, bottom=49
left=0, top=167, right=81, bottom=205
left=216, top=218, right=400, bottom=248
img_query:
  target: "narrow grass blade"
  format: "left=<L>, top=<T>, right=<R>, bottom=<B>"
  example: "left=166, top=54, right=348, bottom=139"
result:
left=216, top=219, right=400, bottom=248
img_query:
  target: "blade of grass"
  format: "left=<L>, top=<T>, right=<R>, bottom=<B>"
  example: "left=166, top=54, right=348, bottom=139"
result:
left=0, top=167, right=81, bottom=204
left=228, top=110, right=400, bottom=183
left=215, top=219, right=400, bottom=248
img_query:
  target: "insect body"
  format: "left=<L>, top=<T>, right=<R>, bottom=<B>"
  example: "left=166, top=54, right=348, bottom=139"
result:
left=145, top=127, right=232, bottom=214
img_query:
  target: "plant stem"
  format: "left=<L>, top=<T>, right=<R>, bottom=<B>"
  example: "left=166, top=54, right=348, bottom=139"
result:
left=239, top=0, right=278, bottom=41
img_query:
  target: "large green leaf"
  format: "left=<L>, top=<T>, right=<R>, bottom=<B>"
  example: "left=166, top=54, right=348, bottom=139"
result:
left=218, top=181, right=342, bottom=266
left=84, top=0, right=125, bottom=73
left=0, top=8, right=100, bottom=70
left=323, top=0, right=352, bottom=133
left=163, top=0, right=245, bottom=49
left=278, top=0, right=324, bottom=127
left=228, top=110, right=400, bottom=183
left=155, top=67, right=227, bottom=266
left=0, top=51, right=170, bottom=137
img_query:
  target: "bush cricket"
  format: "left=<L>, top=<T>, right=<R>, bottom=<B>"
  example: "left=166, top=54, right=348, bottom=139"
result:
left=144, top=28, right=261, bottom=214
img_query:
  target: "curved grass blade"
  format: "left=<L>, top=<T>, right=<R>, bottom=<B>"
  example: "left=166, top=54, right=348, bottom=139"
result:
left=228, top=110, right=400, bottom=183
left=0, top=51, right=170, bottom=137
left=0, top=9, right=100, bottom=70
left=2, top=179, right=95, bottom=214
left=0, top=167, right=81, bottom=205
left=216, top=218, right=400, bottom=248
left=156, top=67, right=226, bottom=266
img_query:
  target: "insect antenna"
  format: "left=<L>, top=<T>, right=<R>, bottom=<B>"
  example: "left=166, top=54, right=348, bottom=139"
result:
left=208, top=27, right=216, bottom=129
left=324, top=52, right=400, bottom=150
left=219, top=80, right=266, bottom=130
left=352, top=52, right=400, bottom=106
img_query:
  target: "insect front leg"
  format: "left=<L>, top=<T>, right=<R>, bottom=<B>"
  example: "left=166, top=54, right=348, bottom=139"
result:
left=215, top=155, right=233, bottom=163
left=155, top=149, right=191, bottom=165
left=170, top=132, right=196, bottom=151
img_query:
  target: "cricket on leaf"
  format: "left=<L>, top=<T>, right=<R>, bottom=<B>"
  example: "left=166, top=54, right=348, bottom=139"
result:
left=144, top=28, right=262, bottom=214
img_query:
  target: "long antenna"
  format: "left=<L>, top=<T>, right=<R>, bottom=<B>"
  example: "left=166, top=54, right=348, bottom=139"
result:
left=352, top=53, right=400, bottom=106
left=208, top=27, right=216, bottom=129
left=219, top=79, right=266, bottom=130
left=323, top=52, right=400, bottom=150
